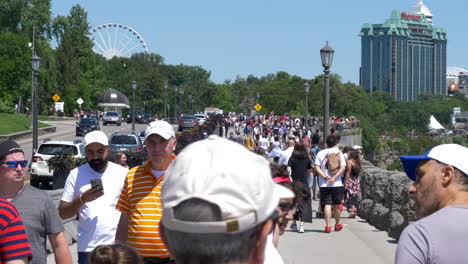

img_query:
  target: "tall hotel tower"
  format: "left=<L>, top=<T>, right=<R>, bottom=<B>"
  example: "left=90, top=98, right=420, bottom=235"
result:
left=359, top=0, right=447, bottom=102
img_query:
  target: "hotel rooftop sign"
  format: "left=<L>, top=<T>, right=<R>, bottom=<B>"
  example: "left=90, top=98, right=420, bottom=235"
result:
left=401, top=12, right=421, bottom=21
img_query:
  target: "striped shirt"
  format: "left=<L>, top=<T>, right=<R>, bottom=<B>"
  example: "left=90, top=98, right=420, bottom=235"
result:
left=0, top=198, right=32, bottom=264
left=116, top=158, right=174, bottom=258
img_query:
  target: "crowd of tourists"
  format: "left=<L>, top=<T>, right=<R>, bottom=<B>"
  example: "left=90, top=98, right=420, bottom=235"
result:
left=0, top=112, right=467, bottom=264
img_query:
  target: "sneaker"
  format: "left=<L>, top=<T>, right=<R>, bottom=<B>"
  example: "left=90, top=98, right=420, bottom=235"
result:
left=335, top=223, right=343, bottom=231
left=324, top=226, right=332, bottom=233
left=299, top=224, right=304, bottom=233
left=290, top=222, right=297, bottom=232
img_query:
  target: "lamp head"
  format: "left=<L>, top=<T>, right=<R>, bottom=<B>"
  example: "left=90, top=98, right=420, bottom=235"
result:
left=31, top=54, right=41, bottom=72
left=132, top=80, right=137, bottom=90
left=320, top=41, right=335, bottom=69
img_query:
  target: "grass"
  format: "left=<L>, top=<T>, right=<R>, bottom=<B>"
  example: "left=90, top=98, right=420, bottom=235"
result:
left=0, top=113, right=49, bottom=135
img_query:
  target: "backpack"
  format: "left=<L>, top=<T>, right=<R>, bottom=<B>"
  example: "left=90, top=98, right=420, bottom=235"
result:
left=326, top=151, right=341, bottom=174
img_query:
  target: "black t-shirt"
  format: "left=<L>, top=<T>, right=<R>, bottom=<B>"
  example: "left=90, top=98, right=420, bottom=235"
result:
left=312, top=134, right=320, bottom=145
left=288, top=156, right=312, bottom=182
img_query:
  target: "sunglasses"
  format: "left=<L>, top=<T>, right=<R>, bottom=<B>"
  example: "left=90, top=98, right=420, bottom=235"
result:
left=0, top=160, right=28, bottom=168
left=278, top=202, right=293, bottom=213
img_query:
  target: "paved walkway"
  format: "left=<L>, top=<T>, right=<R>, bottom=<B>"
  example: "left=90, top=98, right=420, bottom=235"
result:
left=278, top=199, right=396, bottom=264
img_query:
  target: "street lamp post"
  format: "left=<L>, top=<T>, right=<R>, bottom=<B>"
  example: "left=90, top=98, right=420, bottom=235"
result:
left=304, top=81, right=310, bottom=130
left=179, top=88, right=184, bottom=116
left=132, top=80, right=137, bottom=134
left=320, top=41, right=335, bottom=145
left=31, top=53, right=41, bottom=154
left=164, top=82, right=168, bottom=118
left=174, top=86, right=178, bottom=118
left=256, top=92, right=259, bottom=105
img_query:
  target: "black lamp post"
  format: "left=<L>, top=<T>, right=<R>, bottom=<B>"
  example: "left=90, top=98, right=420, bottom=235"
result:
left=164, top=82, right=168, bottom=118
left=320, top=41, right=335, bottom=144
left=179, top=88, right=184, bottom=116
left=304, top=81, right=310, bottom=130
left=31, top=53, right=41, bottom=153
left=174, top=86, right=178, bottom=118
left=132, top=80, right=137, bottom=134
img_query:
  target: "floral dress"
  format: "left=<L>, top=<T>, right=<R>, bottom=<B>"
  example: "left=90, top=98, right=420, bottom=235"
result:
left=344, top=165, right=361, bottom=214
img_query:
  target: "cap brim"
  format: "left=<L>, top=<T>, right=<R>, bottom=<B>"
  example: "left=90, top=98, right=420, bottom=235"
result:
left=399, top=155, right=429, bottom=181
left=273, top=184, right=295, bottom=199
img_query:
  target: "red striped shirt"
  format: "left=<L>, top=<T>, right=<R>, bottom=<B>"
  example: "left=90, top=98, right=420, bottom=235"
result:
left=0, top=198, right=32, bottom=264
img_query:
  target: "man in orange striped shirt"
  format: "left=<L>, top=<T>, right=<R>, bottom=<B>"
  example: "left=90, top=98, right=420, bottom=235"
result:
left=115, top=121, right=176, bottom=264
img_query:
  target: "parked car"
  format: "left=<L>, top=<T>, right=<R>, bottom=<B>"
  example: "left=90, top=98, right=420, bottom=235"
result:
left=103, top=111, right=122, bottom=126
left=163, top=117, right=178, bottom=124
left=108, top=132, right=144, bottom=161
left=76, top=117, right=100, bottom=137
left=194, top=114, right=207, bottom=125
left=178, top=115, right=199, bottom=132
left=142, top=113, right=152, bottom=124
left=30, top=139, right=85, bottom=187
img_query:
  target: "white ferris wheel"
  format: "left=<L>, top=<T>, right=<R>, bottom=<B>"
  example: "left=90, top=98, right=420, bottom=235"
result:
left=91, top=23, right=148, bottom=60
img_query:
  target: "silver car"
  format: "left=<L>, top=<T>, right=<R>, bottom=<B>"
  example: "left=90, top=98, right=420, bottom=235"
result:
left=103, top=111, right=122, bottom=126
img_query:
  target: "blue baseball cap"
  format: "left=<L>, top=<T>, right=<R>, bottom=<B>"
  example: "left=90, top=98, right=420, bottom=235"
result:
left=399, top=144, right=468, bottom=181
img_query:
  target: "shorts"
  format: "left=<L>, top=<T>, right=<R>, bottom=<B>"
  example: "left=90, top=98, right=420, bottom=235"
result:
left=319, top=187, right=344, bottom=205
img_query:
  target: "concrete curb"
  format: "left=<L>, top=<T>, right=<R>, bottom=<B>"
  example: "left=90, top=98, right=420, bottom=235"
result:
left=0, top=126, right=57, bottom=142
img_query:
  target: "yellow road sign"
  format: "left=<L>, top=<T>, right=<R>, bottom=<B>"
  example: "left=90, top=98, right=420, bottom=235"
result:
left=52, top=94, right=61, bottom=102
left=254, top=104, right=262, bottom=112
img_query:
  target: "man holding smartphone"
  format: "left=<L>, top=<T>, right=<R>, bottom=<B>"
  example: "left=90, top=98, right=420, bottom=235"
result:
left=59, top=131, right=128, bottom=264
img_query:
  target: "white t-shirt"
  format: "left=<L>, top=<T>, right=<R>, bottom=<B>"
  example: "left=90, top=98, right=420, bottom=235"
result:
left=279, top=147, right=294, bottom=166
left=314, top=147, right=346, bottom=188
left=62, top=162, right=128, bottom=252
left=259, top=137, right=269, bottom=150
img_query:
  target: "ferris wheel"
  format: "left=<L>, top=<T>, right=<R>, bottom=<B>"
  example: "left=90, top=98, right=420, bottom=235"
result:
left=91, top=23, right=148, bottom=60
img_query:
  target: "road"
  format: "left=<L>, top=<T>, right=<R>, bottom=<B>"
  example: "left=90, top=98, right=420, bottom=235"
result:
left=16, top=120, right=396, bottom=264
left=18, top=120, right=152, bottom=163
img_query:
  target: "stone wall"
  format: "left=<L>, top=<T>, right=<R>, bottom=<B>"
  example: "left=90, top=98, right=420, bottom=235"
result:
left=358, top=160, right=416, bottom=239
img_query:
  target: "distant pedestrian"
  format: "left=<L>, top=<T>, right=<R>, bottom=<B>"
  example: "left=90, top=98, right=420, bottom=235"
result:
left=115, top=152, right=129, bottom=169
left=343, top=150, right=362, bottom=218
left=0, top=141, right=71, bottom=264
left=396, top=144, right=468, bottom=264
left=0, top=197, right=33, bottom=264
left=59, top=131, right=128, bottom=264
left=312, top=130, right=320, bottom=146
left=287, top=143, right=313, bottom=233
left=314, top=135, right=346, bottom=233
left=160, top=135, right=294, bottom=264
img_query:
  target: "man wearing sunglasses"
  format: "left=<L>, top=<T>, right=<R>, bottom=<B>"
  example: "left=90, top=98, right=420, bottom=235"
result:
left=0, top=140, right=72, bottom=264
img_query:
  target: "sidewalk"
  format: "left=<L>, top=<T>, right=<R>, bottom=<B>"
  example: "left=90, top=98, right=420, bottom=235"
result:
left=278, top=199, right=397, bottom=264
left=16, top=120, right=77, bottom=145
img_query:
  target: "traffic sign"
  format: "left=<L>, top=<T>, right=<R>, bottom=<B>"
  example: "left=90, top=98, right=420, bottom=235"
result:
left=52, top=94, right=61, bottom=102
left=254, top=104, right=262, bottom=112
left=76, top=98, right=84, bottom=105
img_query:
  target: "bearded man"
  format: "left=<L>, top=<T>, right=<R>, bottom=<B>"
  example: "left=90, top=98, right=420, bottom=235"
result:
left=59, top=131, right=128, bottom=264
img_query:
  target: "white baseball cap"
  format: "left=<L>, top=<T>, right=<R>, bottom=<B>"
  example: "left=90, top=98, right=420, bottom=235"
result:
left=161, top=135, right=294, bottom=234
left=144, top=120, right=175, bottom=142
left=400, top=144, right=468, bottom=181
left=352, top=145, right=363, bottom=150
left=84, top=131, right=108, bottom=147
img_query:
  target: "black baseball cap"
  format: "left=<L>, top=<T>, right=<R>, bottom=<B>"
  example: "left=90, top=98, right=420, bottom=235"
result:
left=0, top=140, right=24, bottom=161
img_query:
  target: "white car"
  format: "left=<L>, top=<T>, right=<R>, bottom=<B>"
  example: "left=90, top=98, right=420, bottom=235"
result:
left=194, top=114, right=207, bottom=125
left=30, top=139, right=85, bottom=188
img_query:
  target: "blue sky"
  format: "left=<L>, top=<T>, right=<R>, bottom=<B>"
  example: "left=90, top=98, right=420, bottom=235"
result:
left=51, top=0, right=468, bottom=84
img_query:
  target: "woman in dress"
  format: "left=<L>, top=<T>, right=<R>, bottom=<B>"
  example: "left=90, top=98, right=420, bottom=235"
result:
left=344, top=150, right=362, bottom=218
left=287, top=142, right=313, bottom=233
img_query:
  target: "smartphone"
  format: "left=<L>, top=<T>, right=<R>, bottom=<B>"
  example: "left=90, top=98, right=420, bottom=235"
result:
left=90, top=178, right=103, bottom=191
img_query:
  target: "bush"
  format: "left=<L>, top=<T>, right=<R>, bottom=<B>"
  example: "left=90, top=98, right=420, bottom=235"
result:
left=0, top=99, right=14, bottom=114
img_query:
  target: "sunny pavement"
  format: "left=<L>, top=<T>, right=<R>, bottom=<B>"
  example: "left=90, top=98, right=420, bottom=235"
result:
left=278, top=199, right=397, bottom=264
